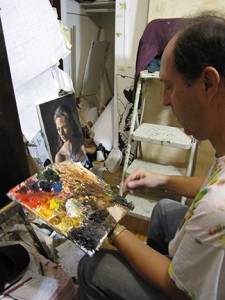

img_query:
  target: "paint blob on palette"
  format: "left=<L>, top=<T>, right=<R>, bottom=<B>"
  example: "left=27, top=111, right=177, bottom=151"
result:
left=7, top=161, right=134, bottom=255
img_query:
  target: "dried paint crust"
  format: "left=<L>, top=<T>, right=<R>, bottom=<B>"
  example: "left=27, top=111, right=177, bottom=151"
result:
left=7, top=161, right=133, bottom=255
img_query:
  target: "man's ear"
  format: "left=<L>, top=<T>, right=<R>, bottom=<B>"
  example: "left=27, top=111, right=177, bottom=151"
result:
left=202, top=66, right=220, bottom=95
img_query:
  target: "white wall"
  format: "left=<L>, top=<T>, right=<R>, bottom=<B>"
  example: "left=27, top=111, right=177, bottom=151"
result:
left=115, top=0, right=149, bottom=66
left=148, top=0, right=225, bottom=20
left=114, top=0, right=150, bottom=148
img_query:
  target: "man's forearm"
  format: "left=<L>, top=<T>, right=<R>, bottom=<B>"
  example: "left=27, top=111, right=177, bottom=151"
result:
left=161, top=175, right=205, bottom=199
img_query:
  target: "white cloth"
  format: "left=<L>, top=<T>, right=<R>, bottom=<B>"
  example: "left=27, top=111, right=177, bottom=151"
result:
left=169, top=156, right=225, bottom=300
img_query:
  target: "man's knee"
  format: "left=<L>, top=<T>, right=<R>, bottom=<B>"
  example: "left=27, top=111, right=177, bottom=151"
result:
left=152, top=198, right=174, bottom=217
left=78, top=249, right=113, bottom=289
left=158, top=198, right=175, bottom=207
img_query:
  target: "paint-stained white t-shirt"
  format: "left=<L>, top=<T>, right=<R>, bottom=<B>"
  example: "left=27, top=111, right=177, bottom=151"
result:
left=169, top=156, right=225, bottom=300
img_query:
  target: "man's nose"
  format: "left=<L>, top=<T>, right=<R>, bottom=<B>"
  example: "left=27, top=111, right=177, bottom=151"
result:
left=163, top=90, right=171, bottom=106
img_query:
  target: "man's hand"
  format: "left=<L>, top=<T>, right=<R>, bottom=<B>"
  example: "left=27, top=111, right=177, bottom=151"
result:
left=123, top=168, right=205, bottom=199
left=123, top=168, right=166, bottom=193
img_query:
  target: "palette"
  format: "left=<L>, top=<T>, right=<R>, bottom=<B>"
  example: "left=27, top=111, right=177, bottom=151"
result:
left=7, top=161, right=134, bottom=255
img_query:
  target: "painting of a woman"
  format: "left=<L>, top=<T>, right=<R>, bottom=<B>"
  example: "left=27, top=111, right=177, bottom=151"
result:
left=37, top=93, right=87, bottom=166
left=53, top=104, right=87, bottom=164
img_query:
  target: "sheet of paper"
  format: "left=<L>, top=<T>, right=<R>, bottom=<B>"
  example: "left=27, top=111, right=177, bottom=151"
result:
left=0, top=1, right=74, bottom=140
left=56, top=240, right=85, bottom=277
left=10, top=275, right=59, bottom=300
left=15, top=67, right=59, bottom=140
left=15, top=65, right=74, bottom=141
left=0, top=0, right=70, bottom=90
left=92, top=98, right=113, bottom=151
left=28, top=131, right=50, bottom=170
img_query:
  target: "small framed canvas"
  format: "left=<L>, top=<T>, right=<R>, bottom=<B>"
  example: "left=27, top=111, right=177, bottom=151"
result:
left=37, top=93, right=86, bottom=165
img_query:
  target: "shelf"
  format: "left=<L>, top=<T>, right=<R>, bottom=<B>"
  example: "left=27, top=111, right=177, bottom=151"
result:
left=140, top=70, right=160, bottom=79
left=132, top=123, right=193, bottom=149
left=80, top=1, right=115, bottom=13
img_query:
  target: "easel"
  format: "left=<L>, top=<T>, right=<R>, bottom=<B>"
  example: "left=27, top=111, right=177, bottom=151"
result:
left=77, top=40, right=110, bottom=115
left=71, top=25, right=113, bottom=129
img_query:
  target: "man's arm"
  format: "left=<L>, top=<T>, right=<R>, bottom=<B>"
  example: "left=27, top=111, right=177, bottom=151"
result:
left=124, top=168, right=205, bottom=199
left=160, top=175, right=205, bottom=198
left=112, top=229, right=190, bottom=300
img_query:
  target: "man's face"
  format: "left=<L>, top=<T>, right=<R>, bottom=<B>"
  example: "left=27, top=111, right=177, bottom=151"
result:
left=159, top=38, right=207, bottom=140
